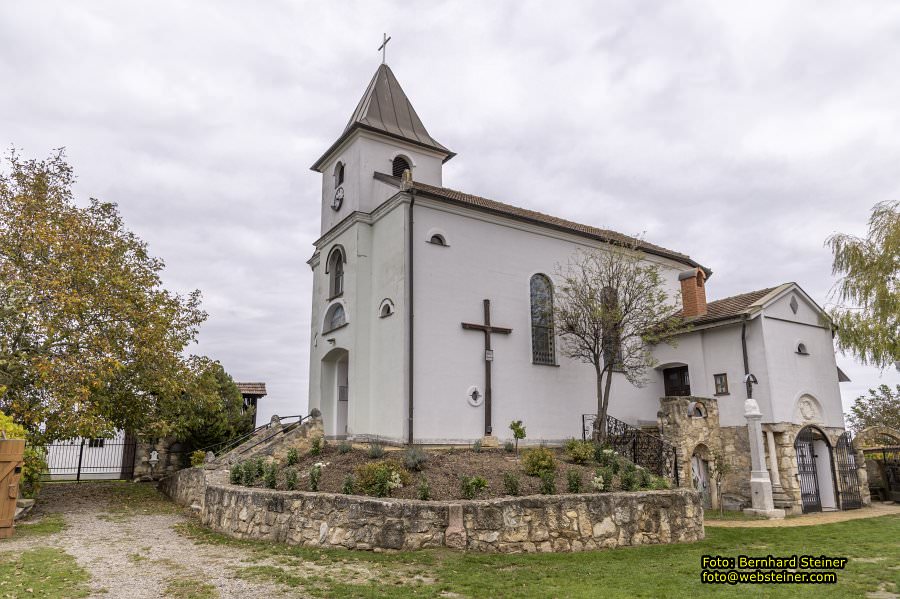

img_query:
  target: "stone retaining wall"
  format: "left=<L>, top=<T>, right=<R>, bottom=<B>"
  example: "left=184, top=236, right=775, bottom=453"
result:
left=161, top=468, right=704, bottom=553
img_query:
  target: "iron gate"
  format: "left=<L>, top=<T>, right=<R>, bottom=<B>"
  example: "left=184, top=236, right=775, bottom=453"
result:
left=833, top=432, right=862, bottom=510
left=795, top=427, right=822, bottom=513
left=40, top=437, right=137, bottom=481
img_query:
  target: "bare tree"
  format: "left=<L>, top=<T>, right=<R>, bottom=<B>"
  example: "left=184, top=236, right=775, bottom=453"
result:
left=554, top=243, right=688, bottom=442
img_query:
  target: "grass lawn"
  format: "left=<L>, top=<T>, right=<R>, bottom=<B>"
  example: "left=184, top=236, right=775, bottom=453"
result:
left=178, top=514, right=900, bottom=598
left=0, top=547, right=90, bottom=598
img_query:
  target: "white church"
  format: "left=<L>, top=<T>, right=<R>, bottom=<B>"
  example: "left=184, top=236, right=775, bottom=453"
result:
left=305, top=62, right=868, bottom=515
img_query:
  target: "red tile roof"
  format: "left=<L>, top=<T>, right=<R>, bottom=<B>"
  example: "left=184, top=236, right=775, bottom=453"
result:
left=678, top=286, right=780, bottom=326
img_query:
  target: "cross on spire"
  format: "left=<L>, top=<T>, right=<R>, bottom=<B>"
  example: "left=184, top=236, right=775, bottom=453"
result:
left=378, top=33, right=391, bottom=64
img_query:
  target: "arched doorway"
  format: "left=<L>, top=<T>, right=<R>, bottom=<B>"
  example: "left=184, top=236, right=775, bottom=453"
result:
left=690, top=444, right=713, bottom=509
left=794, top=426, right=837, bottom=513
left=321, top=348, right=349, bottom=438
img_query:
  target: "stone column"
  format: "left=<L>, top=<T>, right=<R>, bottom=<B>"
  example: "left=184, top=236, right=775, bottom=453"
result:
left=743, top=399, right=785, bottom=519
left=764, top=429, right=784, bottom=492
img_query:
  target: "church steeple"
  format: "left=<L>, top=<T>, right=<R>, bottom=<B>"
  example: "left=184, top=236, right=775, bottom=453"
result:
left=311, top=64, right=453, bottom=172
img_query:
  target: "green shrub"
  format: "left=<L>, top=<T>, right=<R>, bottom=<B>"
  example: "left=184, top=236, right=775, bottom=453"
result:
left=651, top=476, right=670, bottom=490
left=503, top=472, right=520, bottom=496
left=241, top=460, right=257, bottom=486
left=367, top=440, right=385, bottom=459
left=509, top=420, right=526, bottom=455
left=285, top=468, right=298, bottom=491
left=472, top=439, right=483, bottom=453
left=460, top=475, right=488, bottom=500
left=539, top=471, right=556, bottom=495
left=503, top=441, right=515, bottom=453
left=286, top=447, right=299, bottom=466
left=623, top=460, right=637, bottom=474
left=338, top=440, right=353, bottom=455
left=229, top=462, right=243, bottom=485
left=264, top=463, right=278, bottom=489
left=309, top=436, right=324, bottom=457
left=566, top=470, right=582, bottom=493
left=522, top=446, right=556, bottom=476
left=638, top=468, right=653, bottom=489
left=592, top=466, right=613, bottom=492
left=253, top=457, right=265, bottom=478
left=308, top=463, right=322, bottom=491
left=620, top=470, right=638, bottom=491
left=190, top=450, right=206, bottom=467
left=355, top=461, right=410, bottom=497
left=403, top=446, right=428, bottom=472
left=342, top=474, right=355, bottom=495
left=0, top=413, right=46, bottom=498
left=594, top=445, right=617, bottom=468
left=417, top=476, right=431, bottom=501
left=563, top=439, right=594, bottom=465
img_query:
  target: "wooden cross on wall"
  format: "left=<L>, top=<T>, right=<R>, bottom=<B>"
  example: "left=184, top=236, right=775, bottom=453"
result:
left=461, top=299, right=512, bottom=436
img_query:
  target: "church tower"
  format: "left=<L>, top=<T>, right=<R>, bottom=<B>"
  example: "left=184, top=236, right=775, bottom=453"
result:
left=310, top=64, right=454, bottom=236
left=307, top=62, right=452, bottom=442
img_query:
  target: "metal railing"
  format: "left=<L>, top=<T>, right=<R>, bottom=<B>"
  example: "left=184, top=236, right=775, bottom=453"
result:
left=582, top=413, right=679, bottom=485
left=39, top=439, right=137, bottom=481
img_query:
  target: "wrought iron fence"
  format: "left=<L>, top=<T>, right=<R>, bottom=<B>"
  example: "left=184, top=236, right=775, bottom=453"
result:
left=39, top=438, right=137, bottom=481
left=582, top=413, right=679, bottom=485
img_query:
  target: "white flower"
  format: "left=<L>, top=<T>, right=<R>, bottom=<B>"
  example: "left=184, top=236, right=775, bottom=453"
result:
left=313, top=462, right=326, bottom=469
left=591, top=475, right=605, bottom=491
left=387, top=470, right=403, bottom=490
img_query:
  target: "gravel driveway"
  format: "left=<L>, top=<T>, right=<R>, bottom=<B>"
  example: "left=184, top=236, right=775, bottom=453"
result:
left=0, top=482, right=295, bottom=598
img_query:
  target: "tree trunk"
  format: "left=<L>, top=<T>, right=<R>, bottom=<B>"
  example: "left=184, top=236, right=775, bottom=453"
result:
left=594, top=364, right=613, bottom=444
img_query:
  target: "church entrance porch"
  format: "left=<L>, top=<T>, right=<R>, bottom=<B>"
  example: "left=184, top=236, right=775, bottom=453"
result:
left=320, top=348, right=349, bottom=439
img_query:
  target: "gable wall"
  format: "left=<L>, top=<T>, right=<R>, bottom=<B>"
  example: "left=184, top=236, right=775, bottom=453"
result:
left=759, top=292, right=843, bottom=427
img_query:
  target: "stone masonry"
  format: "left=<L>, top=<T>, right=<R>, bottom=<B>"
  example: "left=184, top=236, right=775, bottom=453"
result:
left=161, top=466, right=704, bottom=553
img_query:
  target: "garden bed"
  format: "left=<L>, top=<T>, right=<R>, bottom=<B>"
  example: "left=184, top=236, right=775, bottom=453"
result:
left=225, top=439, right=671, bottom=501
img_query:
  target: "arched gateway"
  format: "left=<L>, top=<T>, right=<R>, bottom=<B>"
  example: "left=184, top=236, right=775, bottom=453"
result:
left=794, top=426, right=862, bottom=513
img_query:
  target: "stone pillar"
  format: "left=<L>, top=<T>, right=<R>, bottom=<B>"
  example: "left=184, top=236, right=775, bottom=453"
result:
left=764, top=429, right=784, bottom=492
left=743, top=400, right=785, bottom=519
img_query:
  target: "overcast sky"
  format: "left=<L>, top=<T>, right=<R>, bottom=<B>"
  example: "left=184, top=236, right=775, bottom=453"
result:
left=2, top=1, right=898, bottom=424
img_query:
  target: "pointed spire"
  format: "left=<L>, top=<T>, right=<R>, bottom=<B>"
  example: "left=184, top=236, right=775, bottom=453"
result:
left=312, top=64, right=453, bottom=171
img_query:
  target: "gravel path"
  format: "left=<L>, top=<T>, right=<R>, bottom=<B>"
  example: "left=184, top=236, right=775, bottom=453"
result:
left=0, top=483, right=298, bottom=598
left=705, top=501, right=900, bottom=528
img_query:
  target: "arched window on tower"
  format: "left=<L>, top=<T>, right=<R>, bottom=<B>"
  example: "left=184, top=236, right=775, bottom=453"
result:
left=392, top=155, right=411, bottom=178
left=530, top=274, right=555, bottom=365
left=326, top=246, right=345, bottom=299
left=324, top=303, right=346, bottom=333
left=333, top=162, right=345, bottom=187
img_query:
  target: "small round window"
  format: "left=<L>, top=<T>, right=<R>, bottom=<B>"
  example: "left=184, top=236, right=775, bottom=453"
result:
left=429, top=234, right=446, bottom=246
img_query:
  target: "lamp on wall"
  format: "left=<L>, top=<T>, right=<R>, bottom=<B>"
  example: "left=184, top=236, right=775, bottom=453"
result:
left=743, top=373, right=758, bottom=385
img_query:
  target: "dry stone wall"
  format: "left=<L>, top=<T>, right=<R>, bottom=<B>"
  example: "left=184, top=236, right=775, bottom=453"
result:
left=161, top=467, right=704, bottom=553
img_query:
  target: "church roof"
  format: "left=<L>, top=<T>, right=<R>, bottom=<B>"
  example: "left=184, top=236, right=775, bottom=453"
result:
left=375, top=173, right=708, bottom=271
left=678, top=286, right=781, bottom=326
left=311, top=64, right=454, bottom=171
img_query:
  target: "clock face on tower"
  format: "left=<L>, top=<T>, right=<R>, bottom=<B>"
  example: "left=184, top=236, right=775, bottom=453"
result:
left=332, top=186, right=344, bottom=211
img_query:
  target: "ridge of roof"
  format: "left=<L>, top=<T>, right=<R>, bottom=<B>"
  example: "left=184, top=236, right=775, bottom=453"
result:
left=311, top=64, right=454, bottom=171
left=236, top=382, right=267, bottom=396
left=677, top=285, right=783, bottom=326
left=375, top=172, right=708, bottom=271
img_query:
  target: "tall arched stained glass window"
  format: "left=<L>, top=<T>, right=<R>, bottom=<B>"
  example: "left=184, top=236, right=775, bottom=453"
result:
left=530, top=274, right=555, bottom=365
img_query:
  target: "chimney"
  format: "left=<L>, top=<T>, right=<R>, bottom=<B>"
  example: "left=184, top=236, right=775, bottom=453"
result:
left=679, top=268, right=707, bottom=318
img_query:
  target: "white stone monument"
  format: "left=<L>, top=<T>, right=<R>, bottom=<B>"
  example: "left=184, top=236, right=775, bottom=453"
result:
left=743, top=399, right=785, bottom=519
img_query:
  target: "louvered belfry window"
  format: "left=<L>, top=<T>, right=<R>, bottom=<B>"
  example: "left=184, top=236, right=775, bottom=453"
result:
left=392, top=156, right=411, bottom=177
left=530, top=274, right=555, bottom=365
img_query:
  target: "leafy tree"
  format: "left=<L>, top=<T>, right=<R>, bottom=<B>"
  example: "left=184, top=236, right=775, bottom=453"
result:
left=0, top=149, right=207, bottom=441
left=846, top=384, right=900, bottom=433
left=169, top=357, right=255, bottom=452
left=555, top=244, right=688, bottom=442
left=826, top=200, right=899, bottom=369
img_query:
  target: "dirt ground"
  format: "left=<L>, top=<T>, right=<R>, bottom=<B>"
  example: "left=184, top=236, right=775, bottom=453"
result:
left=0, top=482, right=400, bottom=599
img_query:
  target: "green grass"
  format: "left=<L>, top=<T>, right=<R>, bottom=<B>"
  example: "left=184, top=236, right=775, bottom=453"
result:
left=0, top=547, right=90, bottom=598
left=704, top=509, right=768, bottom=521
left=13, top=513, right=67, bottom=538
left=177, top=514, right=900, bottom=598
left=164, top=577, right=218, bottom=599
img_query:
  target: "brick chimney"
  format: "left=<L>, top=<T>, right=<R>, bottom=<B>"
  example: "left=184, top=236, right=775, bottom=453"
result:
left=679, top=268, right=707, bottom=318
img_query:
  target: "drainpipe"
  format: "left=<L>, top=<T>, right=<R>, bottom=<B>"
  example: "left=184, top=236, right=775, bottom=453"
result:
left=407, top=189, right=416, bottom=445
left=741, top=316, right=752, bottom=399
